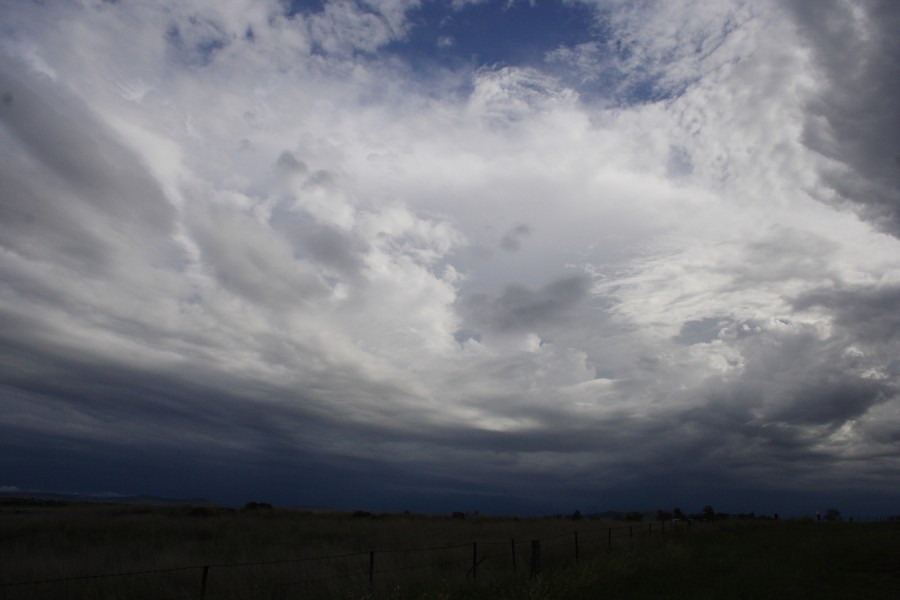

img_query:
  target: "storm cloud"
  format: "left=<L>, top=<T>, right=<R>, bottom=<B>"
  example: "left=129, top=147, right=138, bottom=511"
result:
left=0, top=0, right=898, bottom=516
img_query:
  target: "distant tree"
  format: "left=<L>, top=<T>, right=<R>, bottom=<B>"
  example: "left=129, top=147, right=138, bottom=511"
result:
left=824, top=508, right=842, bottom=522
left=656, top=509, right=672, bottom=522
left=702, top=505, right=716, bottom=520
left=623, top=511, right=644, bottom=522
left=570, top=509, right=583, bottom=521
left=673, top=507, right=686, bottom=520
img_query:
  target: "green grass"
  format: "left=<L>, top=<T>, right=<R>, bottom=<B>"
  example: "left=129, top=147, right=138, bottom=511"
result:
left=1, top=503, right=897, bottom=599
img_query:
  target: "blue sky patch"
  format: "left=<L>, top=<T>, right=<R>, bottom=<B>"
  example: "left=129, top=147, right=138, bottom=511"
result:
left=387, top=0, right=601, bottom=71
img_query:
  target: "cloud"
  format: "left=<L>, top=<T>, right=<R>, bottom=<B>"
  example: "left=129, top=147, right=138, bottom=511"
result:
left=499, top=223, right=530, bottom=251
left=459, top=274, right=592, bottom=334
left=787, top=0, right=900, bottom=236
left=795, top=284, right=900, bottom=346
left=549, top=0, right=756, bottom=101
left=0, top=0, right=898, bottom=514
left=306, top=0, right=420, bottom=56
left=0, top=61, right=177, bottom=268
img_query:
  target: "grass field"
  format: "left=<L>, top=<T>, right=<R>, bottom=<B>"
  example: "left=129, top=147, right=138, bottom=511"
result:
left=478, top=520, right=900, bottom=600
left=1, top=501, right=897, bottom=599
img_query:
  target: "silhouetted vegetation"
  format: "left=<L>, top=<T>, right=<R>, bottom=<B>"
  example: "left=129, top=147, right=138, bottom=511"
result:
left=616, top=511, right=644, bottom=522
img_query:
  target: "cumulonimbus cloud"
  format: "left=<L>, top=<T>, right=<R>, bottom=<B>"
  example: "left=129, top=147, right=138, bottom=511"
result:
left=0, top=0, right=898, bottom=513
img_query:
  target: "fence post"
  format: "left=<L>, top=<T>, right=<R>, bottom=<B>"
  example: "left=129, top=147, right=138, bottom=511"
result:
left=369, top=550, right=375, bottom=585
left=199, top=566, right=209, bottom=600
left=511, top=538, right=517, bottom=573
left=530, top=540, right=541, bottom=578
left=472, top=542, right=478, bottom=581
left=574, top=531, right=579, bottom=563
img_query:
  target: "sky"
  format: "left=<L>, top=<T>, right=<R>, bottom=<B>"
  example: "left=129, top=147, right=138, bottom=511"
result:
left=1, top=0, right=898, bottom=518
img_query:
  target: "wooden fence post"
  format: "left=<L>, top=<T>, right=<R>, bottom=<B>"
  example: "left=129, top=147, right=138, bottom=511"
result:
left=511, top=538, right=517, bottom=573
left=199, top=565, right=209, bottom=600
left=530, top=540, right=541, bottom=578
left=369, top=550, right=375, bottom=585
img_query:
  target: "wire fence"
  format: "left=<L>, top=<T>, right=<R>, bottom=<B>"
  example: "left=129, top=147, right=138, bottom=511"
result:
left=0, top=519, right=707, bottom=599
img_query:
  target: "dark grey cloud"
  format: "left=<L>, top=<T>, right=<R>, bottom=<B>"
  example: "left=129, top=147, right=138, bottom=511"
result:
left=794, top=284, right=900, bottom=345
left=788, top=0, right=900, bottom=235
left=0, top=61, right=175, bottom=238
left=460, top=274, right=592, bottom=333
left=273, top=211, right=367, bottom=277
left=0, top=316, right=431, bottom=480
left=499, top=224, right=531, bottom=252
left=276, top=151, right=309, bottom=175
left=729, top=322, right=891, bottom=424
left=0, top=61, right=184, bottom=331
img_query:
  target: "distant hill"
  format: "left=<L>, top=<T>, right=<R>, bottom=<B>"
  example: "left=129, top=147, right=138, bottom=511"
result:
left=0, top=490, right=212, bottom=506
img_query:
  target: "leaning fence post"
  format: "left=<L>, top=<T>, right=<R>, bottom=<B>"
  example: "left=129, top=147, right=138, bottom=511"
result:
left=530, top=539, right=541, bottom=578
left=199, top=566, right=209, bottom=600
left=472, top=542, right=478, bottom=581
left=511, top=538, right=517, bottom=573
left=369, top=550, right=375, bottom=585
left=574, top=531, right=579, bottom=563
